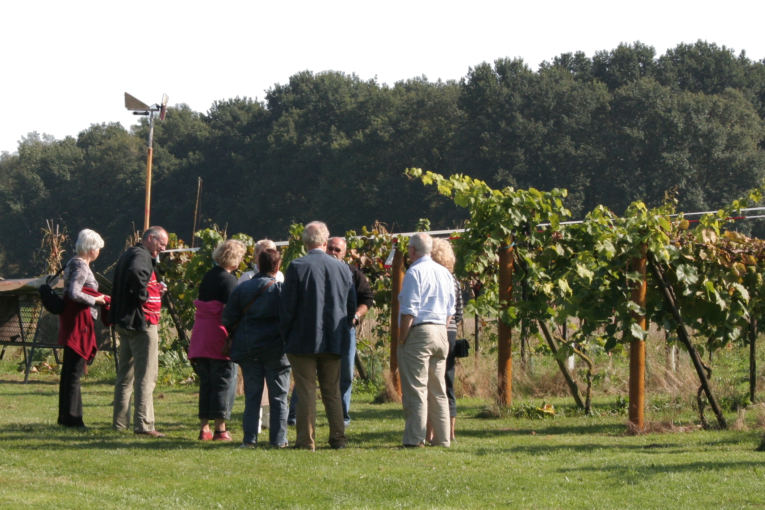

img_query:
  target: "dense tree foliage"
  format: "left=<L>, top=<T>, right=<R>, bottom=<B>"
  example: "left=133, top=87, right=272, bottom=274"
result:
left=1, top=40, right=764, bottom=277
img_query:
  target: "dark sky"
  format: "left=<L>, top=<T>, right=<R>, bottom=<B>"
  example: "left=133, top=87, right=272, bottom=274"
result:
left=0, top=2, right=765, bottom=152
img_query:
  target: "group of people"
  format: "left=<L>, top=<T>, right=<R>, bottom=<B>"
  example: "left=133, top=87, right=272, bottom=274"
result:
left=56, top=222, right=464, bottom=449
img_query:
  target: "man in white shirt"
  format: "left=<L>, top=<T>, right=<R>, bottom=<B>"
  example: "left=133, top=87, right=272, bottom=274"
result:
left=398, top=233, right=455, bottom=448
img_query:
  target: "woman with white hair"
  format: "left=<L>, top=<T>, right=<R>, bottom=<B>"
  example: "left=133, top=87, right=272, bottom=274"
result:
left=237, top=239, right=284, bottom=284
left=427, top=237, right=463, bottom=442
left=188, top=239, right=246, bottom=441
left=58, top=228, right=107, bottom=427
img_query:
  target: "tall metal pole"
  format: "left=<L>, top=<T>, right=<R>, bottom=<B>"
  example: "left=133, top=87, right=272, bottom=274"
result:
left=629, top=245, right=647, bottom=430
left=143, top=111, right=155, bottom=231
left=498, top=237, right=514, bottom=407
left=390, top=247, right=405, bottom=397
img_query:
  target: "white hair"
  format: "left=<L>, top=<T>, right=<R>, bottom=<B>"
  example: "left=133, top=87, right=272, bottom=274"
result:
left=255, top=239, right=276, bottom=255
left=409, top=233, right=432, bottom=256
left=75, top=229, right=105, bottom=255
left=303, top=221, right=330, bottom=249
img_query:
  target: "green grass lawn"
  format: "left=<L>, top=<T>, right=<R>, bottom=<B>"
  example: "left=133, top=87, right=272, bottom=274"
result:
left=1, top=359, right=764, bottom=509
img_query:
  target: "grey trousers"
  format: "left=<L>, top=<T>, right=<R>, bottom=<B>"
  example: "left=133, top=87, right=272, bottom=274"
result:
left=112, top=324, right=159, bottom=433
left=399, top=324, right=451, bottom=447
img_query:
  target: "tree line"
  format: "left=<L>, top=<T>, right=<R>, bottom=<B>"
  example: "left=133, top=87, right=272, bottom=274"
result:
left=1, top=40, right=765, bottom=277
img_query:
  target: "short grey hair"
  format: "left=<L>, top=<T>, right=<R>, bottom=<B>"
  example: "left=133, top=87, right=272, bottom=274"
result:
left=409, top=233, right=432, bottom=256
left=75, top=229, right=105, bottom=255
left=255, top=239, right=276, bottom=256
left=303, top=221, right=330, bottom=249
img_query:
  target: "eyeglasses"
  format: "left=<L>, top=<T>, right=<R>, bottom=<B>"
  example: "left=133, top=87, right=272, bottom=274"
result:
left=327, top=246, right=342, bottom=253
left=152, top=235, right=168, bottom=249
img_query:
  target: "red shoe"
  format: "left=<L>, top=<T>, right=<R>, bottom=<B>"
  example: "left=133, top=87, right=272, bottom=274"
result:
left=213, top=430, right=232, bottom=441
left=198, top=430, right=213, bottom=441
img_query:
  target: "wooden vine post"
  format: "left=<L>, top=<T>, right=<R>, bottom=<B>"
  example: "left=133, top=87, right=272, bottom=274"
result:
left=750, top=317, right=757, bottom=404
left=628, top=245, right=648, bottom=430
left=389, top=246, right=405, bottom=396
left=498, top=237, right=514, bottom=407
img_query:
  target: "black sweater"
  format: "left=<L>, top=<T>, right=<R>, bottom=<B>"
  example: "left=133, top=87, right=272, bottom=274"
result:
left=109, top=244, right=156, bottom=331
left=349, top=263, right=375, bottom=310
left=198, top=266, right=238, bottom=303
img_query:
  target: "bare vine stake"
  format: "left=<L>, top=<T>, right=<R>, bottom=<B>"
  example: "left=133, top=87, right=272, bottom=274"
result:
left=750, top=317, right=757, bottom=404
left=647, top=252, right=727, bottom=429
left=628, top=246, right=647, bottom=430
left=520, top=276, right=529, bottom=371
left=191, top=177, right=202, bottom=248
left=497, top=238, right=513, bottom=407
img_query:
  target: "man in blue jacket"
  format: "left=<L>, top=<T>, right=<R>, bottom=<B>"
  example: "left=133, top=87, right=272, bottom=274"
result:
left=280, top=221, right=355, bottom=450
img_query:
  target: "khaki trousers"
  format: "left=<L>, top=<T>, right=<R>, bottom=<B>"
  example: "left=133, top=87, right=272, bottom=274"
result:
left=112, top=325, right=159, bottom=432
left=287, top=353, right=346, bottom=450
left=399, top=324, right=451, bottom=447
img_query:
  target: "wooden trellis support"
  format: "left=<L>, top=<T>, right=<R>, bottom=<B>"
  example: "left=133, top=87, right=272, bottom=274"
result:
left=389, top=247, right=405, bottom=397
left=498, top=238, right=514, bottom=407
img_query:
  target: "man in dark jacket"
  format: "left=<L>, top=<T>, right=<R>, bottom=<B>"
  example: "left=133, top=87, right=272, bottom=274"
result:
left=280, top=221, right=355, bottom=450
left=110, top=226, right=168, bottom=437
left=287, top=236, right=373, bottom=426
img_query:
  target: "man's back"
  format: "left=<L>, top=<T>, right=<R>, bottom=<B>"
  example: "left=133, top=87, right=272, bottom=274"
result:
left=280, top=250, right=355, bottom=356
left=400, top=256, right=455, bottom=326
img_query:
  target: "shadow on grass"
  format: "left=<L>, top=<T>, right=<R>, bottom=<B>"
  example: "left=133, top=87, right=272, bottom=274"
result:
left=351, top=407, right=404, bottom=422
left=457, top=422, right=626, bottom=436
left=0, top=422, right=214, bottom=450
left=555, top=459, right=765, bottom=476
left=0, top=379, right=58, bottom=386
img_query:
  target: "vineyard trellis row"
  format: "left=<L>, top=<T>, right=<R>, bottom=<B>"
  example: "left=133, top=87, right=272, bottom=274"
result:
left=158, top=169, right=765, bottom=431
left=406, top=168, right=765, bottom=430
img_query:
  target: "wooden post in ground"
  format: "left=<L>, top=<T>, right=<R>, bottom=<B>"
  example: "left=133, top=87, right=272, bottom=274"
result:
left=750, top=317, right=758, bottom=403
left=191, top=177, right=202, bottom=248
left=389, top=247, right=405, bottom=396
left=498, top=238, right=514, bottom=407
left=629, top=245, right=648, bottom=430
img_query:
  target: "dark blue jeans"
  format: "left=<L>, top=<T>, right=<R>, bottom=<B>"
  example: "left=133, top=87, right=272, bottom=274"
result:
left=290, top=328, right=355, bottom=426
left=237, top=344, right=291, bottom=446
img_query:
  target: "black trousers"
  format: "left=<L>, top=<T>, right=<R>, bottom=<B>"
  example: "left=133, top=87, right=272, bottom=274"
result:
left=445, top=330, right=457, bottom=418
left=193, top=358, right=236, bottom=420
left=58, top=346, right=86, bottom=427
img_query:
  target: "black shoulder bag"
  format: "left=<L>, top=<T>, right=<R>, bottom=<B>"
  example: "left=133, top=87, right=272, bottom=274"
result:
left=38, top=267, right=66, bottom=315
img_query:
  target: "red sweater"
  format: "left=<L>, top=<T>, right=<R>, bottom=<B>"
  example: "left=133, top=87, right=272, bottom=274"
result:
left=58, top=287, right=111, bottom=361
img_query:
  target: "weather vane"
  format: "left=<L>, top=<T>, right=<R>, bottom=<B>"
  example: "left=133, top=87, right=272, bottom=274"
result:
left=124, top=92, right=169, bottom=231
